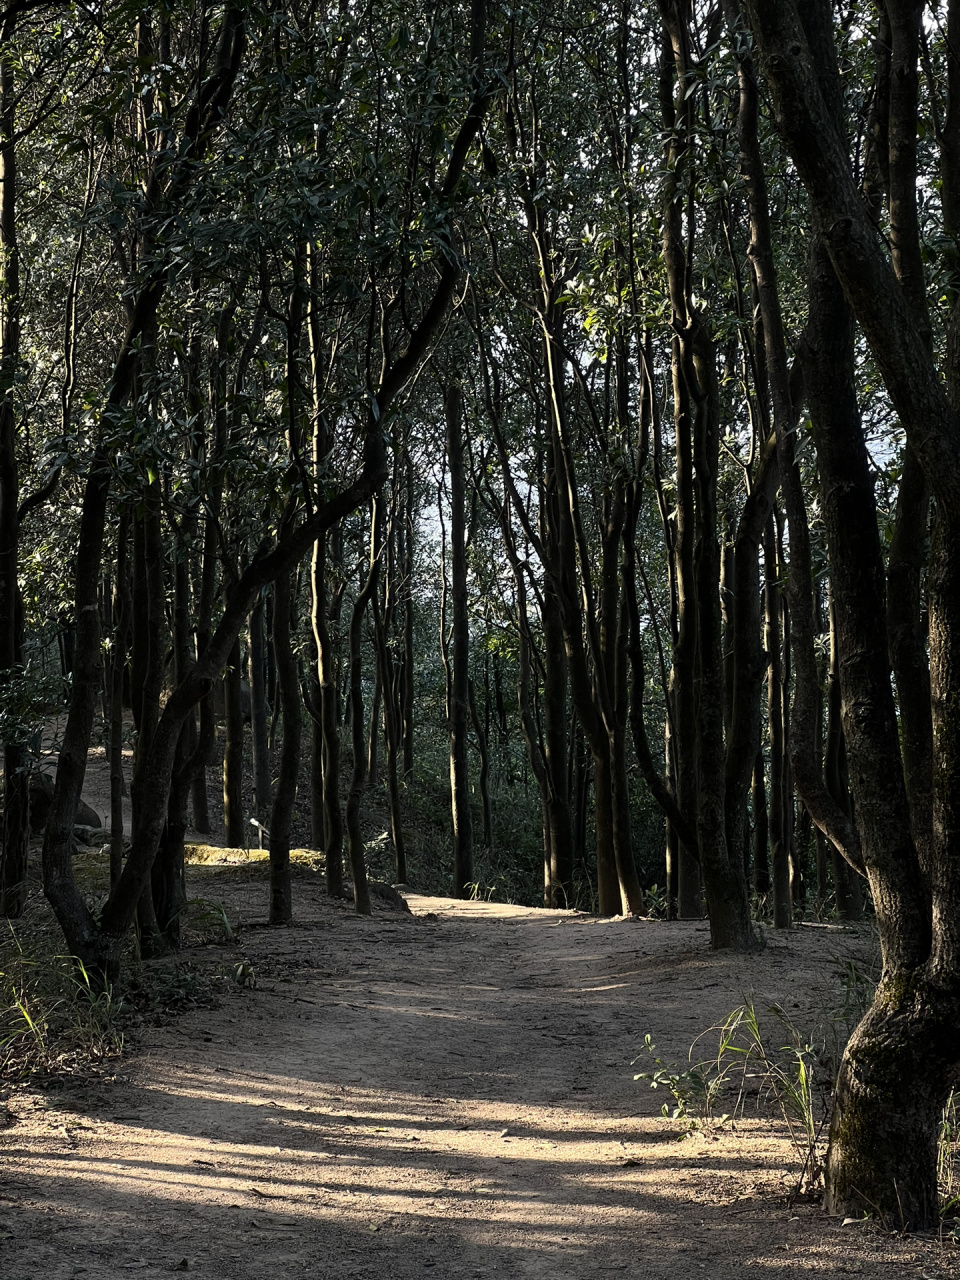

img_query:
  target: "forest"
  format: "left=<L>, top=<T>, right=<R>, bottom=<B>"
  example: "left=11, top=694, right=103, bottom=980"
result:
left=0, top=0, right=958, bottom=1248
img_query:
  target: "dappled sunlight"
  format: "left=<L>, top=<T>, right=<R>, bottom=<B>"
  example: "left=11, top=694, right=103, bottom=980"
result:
left=3, top=897, right=936, bottom=1279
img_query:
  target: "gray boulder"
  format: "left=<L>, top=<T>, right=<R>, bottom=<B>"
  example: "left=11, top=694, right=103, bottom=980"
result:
left=29, top=772, right=102, bottom=834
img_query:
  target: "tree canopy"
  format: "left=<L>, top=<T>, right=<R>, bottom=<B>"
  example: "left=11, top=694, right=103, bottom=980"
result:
left=1, top=0, right=958, bottom=1233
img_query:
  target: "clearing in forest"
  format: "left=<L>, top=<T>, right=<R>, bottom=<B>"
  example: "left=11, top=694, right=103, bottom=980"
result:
left=1, top=867, right=954, bottom=1280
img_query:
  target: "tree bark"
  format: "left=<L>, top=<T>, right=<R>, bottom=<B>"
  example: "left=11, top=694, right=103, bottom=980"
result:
left=268, top=568, right=298, bottom=925
left=445, top=383, right=474, bottom=897
left=0, top=53, right=26, bottom=918
left=743, top=0, right=959, bottom=1224
left=345, top=503, right=382, bottom=917
left=249, top=591, right=271, bottom=824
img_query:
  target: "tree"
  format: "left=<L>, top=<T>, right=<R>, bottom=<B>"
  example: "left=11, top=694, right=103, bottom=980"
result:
left=743, top=0, right=960, bottom=1228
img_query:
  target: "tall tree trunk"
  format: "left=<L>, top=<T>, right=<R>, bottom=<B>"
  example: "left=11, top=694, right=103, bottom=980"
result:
left=399, top=449, right=416, bottom=781
left=373, top=590, right=407, bottom=884
left=541, top=585, right=573, bottom=907
left=764, top=518, right=790, bottom=929
left=659, top=8, right=702, bottom=921
left=131, top=477, right=168, bottom=957
left=824, top=597, right=863, bottom=921
left=222, top=635, right=245, bottom=847
left=445, top=383, right=473, bottom=897
left=345, top=502, right=382, bottom=916
left=0, top=56, right=26, bottom=918
left=312, top=545, right=343, bottom=897
left=268, top=569, right=299, bottom=924
left=108, top=515, right=131, bottom=888
left=742, top=0, right=960, bottom=1223
left=751, top=750, right=769, bottom=895
left=249, top=591, right=271, bottom=823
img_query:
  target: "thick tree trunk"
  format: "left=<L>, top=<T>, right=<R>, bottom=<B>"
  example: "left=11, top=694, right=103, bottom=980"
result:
left=825, top=976, right=960, bottom=1228
left=742, top=0, right=960, bottom=1223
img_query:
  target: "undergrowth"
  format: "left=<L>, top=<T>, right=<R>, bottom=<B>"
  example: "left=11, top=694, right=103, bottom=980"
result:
left=636, top=953, right=960, bottom=1210
left=635, top=997, right=830, bottom=1196
left=0, top=928, right=124, bottom=1079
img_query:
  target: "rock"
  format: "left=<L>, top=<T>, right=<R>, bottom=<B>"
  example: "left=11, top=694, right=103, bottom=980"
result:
left=342, top=880, right=412, bottom=913
left=73, top=824, right=104, bottom=846
left=28, top=771, right=102, bottom=834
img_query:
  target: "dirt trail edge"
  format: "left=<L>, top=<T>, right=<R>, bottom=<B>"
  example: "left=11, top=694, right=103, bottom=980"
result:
left=1, top=887, right=954, bottom=1279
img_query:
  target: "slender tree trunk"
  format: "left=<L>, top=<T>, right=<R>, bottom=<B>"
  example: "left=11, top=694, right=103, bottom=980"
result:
left=309, top=706, right=324, bottom=848
left=0, top=57, right=26, bottom=917
left=445, top=383, right=474, bottom=897
left=469, top=679, right=493, bottom=852
left=373, top=593, right=407, bottom=883
left=764, top=518, right=790, bottom=929
left=751, top=750, right=769, bottom=895
left=249, top=591, right=271, bottom=823
left=268, top=569, right=298, bottom=924
left=366, top=668, right=381, bottom=783
left=541, top=586, right=573, bottom=907
left=132, top=477, right=168, bottom=957
left=222, top=635, right=245, bottom=847
left=108, top=515, right=131, bottom=888
left=345, top=502, right=382, bottom=916
left=824, top=597, right=863, bottom=921
left=658, top=12, right=702, bottom=920
left=399, top=450, right=416, bottom=781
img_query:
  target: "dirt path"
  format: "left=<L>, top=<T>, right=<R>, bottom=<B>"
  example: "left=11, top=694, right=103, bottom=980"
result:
left=1, top=879, right=955, bottom=1279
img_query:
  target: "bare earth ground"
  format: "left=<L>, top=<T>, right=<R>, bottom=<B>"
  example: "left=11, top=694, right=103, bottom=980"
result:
left=1, top=742, right=958, bottom=1278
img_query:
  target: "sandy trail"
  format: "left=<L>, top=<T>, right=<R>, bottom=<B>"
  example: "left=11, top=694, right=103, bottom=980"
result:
left=0, top=880, right=954, bottom=1280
